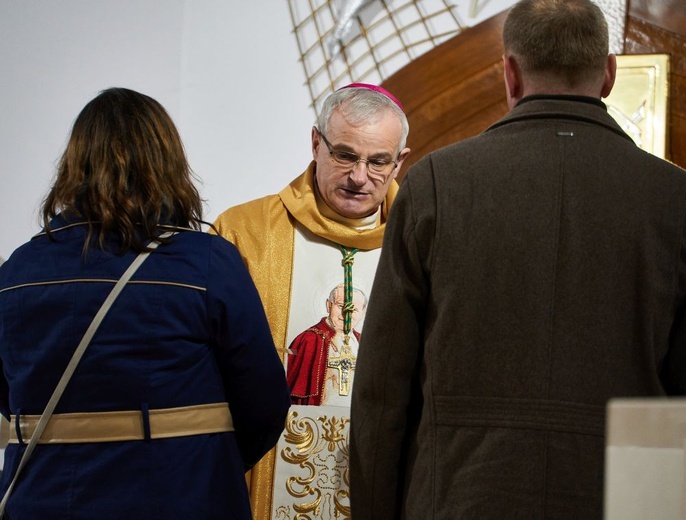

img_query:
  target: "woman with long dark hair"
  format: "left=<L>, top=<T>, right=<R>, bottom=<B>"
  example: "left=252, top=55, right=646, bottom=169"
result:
left=0, top=87, right=289, bottom=519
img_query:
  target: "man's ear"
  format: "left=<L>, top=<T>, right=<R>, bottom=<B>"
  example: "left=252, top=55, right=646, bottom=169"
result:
left=384, top=147, right=411, bottom=182
left=600, top=54, right=617, bottom=99
left=397, top=147, right=411, bottom=163
left=503, top=54, right=523, bottom=108
left=311, top=126, right=320, bottom=160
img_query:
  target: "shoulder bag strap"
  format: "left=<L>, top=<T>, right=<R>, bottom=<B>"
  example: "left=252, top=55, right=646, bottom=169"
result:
left=0, top=232, right=174, bottom=517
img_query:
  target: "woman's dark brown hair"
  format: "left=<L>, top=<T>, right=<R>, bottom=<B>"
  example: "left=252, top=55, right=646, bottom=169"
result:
left=41, top=87, right=203, bottom=252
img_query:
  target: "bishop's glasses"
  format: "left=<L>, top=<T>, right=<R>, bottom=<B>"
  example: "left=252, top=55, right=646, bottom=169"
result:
left=316, top=127, right=398, bottom=181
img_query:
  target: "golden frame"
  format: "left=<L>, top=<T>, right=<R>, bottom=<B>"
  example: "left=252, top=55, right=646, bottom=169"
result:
left=605, top=54, right=670, bottom=158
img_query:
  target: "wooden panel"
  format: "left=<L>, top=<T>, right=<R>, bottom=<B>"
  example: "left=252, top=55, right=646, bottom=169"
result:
left=382, top=11, right=508, bottom=181
left=407, top=63, right=505, bottom=155
left=383, top=1, right=686, bottom=179
left=624, top=4, right=686, bottom=168
left=628, top=0, right=686, bottom=37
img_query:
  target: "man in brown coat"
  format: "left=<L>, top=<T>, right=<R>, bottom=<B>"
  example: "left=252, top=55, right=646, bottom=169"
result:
left=349, top=0, right=686, bottom=518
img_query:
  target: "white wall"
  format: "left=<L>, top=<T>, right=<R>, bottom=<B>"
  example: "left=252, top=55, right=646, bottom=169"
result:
left=0, top=0, right=313, bottom=260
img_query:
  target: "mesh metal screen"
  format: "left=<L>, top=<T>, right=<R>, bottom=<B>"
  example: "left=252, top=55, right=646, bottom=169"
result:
left=288, top=0, right=468, bottom=115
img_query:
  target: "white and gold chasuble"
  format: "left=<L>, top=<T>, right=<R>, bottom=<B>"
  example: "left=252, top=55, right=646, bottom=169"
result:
left=272, top=216, right=381, bottom=519
left=212, top=163, right=397, bottom=520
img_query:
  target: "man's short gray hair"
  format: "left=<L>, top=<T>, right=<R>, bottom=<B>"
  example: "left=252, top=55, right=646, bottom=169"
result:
left=317, top=87, right=409, bottom=154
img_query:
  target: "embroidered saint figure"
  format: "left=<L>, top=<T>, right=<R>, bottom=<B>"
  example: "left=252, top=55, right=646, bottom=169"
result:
left=286, top=283, right=368, bottom=406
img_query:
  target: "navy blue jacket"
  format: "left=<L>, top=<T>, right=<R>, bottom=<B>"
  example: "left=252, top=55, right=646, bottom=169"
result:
left=0, top=218, right=290, bottom=519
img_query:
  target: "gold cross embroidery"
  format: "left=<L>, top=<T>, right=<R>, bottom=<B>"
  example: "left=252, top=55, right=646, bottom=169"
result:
left=327, top=336, right=357, bottom=396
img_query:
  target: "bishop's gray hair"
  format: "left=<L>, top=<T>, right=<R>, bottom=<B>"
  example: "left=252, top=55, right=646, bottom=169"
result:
left=317, top=87, right=409, bottom=153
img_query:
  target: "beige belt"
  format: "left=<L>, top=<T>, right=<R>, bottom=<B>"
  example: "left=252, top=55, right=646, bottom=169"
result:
left=9, top=402, right=233, bottom=444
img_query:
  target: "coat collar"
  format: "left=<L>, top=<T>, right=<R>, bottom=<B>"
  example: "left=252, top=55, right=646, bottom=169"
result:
left=33, top=215, right=195, bottom=240
left=486, top=95, right=635, bottom=145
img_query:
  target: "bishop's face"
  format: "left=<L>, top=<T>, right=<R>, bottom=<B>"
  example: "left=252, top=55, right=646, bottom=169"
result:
left=312, top=108, right=408, bottom=219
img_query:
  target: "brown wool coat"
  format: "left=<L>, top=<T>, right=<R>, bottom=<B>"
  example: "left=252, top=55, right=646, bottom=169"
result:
left=350, top=96, right=686, bottom=520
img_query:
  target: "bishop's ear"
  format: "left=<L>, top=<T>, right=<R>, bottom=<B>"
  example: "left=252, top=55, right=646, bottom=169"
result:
left=311, top=126, right=321, bottom=159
